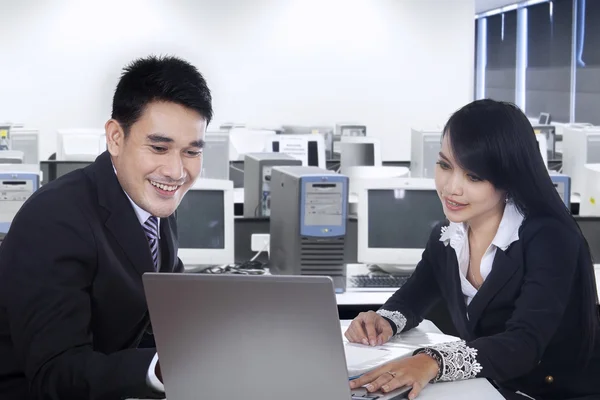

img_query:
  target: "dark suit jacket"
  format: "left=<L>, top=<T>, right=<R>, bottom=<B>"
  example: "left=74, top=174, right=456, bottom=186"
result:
left=0, top=151, right=183, bottom=399
left=381, top=217, right=600, bottom=400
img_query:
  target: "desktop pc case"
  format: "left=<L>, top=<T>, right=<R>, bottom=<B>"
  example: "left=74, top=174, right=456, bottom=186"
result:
left=243, top=153, right=302, bottom=218
left=201, top=132, right=230, bottom=180
left=0, top=166, right=40, bottom=235
left=269, top=166, right=349, bottom=292
left=410, top=129, right=441, bottom=179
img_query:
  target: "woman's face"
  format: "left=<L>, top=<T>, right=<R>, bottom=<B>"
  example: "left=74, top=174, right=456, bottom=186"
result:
left=434, top=134, right=505, bottom=225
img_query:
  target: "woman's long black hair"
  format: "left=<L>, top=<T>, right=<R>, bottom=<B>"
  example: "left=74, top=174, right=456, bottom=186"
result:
left=443, top=99, right=599, bottom=360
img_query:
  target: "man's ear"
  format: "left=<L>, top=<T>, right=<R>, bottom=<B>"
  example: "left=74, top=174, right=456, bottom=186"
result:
left=105, top=119, right=124, bottom=157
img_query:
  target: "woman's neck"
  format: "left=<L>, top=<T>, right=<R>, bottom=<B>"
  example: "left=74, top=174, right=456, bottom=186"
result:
left=467, top=204, right=505, bottom=249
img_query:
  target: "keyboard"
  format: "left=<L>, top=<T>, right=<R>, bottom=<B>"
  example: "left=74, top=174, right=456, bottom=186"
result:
left=351, top=394, right=380, bottom=399
left=350, top=274, right=409, bottom=289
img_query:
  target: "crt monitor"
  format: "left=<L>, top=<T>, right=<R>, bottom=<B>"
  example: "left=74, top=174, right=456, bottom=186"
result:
left=264, top=133, right=326, bottom=169
left=339, top=136, right=382, bottom=175
left=538, top=112, right=551, bottom=125
left=228, top=128, right=277, bottom=161
left=40, top=161, right=92, bottom=185
left=176, top=178, right=234, bottom=269
left=56, top=129, right=107, bottom=161
left=357, top=178, right=446, bottom=272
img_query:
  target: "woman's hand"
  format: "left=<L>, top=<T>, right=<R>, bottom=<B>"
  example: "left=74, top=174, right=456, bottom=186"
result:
left=344, top=311, right=394, bottom=346
left=349, top=353, right=440, bottom=399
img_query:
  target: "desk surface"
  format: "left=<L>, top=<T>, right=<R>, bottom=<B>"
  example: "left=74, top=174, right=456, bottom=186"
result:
left=339, top=265, right=600, bottom=307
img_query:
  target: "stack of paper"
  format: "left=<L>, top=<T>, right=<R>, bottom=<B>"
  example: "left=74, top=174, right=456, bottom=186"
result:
left=341, top=322, right=461, bottom=378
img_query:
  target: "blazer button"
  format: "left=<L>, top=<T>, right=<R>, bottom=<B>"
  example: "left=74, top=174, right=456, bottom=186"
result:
left=545, top=375, right=554, bottom=384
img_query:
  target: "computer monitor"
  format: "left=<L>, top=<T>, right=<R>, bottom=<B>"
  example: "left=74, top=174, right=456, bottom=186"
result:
left=0, top=150, right=24, bottom=164
left=357, top=178, right=446, bottom=272
left=281, top=125, right=334, bottom=159
left=538, top=112, right=551, bottom=125
left=40, top=161, right=92, bottom=185
left=410, top=129, right=442, bottom=179
left=9, top=129, right=39, bottom=164
left=176, top=178, right=234, bottom=269
left=264, top=133, right=326, bottom=169
left=201, top=131, right=230, bottom=180
left=56, top=129, right=107, bottom=161
left=579, top=164, right=600, bottom=217
left=339, top=136, right=382, bottom=175
left=562, top=126, right=600, bottom=195
left=228, top=128, right=277, bottom=161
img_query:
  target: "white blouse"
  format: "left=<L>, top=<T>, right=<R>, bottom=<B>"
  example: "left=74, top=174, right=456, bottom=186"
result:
left=439, top=202, right=524, bottom=307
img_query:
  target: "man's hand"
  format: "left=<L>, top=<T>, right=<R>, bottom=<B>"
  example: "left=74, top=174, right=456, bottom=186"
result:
left=344, top=311, right=394, bottom=346
left=349, top=353, right=440, bottom=399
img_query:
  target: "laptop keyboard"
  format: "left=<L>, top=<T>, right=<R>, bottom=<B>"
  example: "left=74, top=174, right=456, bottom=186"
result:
left=351, top=394, right=381, bottom=399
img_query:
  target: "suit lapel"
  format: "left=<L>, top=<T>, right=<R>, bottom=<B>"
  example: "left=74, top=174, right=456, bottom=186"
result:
left=444, top=247, right=472, bottom=339
left=466, top=247, right=520, bottom=330
left=159, top=217, right=177, bottom=272
left=89, top=152, right=155, bottom=276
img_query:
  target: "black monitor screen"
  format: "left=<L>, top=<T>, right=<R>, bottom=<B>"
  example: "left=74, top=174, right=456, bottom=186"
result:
left=177, top=190, right=225, bottom=249
left=367, top=189, right=445, bottom=249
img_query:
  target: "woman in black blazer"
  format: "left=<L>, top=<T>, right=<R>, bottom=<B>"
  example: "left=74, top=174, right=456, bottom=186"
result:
left=345, top=99, right=600, bottom=400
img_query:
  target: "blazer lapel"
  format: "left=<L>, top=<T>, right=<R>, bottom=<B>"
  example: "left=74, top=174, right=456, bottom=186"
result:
left=159, top=216, right=178, bottom=272
left=444, top=247, right=472, bottom=339
left=466, top=247, right=520, bottom=330
left=89, top=152, right=155, bottom=276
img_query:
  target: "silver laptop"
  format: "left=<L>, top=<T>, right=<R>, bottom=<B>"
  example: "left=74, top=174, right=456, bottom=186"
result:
left=142, top=273, right=410, bottom=400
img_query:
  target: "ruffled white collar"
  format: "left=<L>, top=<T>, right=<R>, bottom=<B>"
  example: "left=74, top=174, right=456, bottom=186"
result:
left=439, top=202, right=524, bottom=251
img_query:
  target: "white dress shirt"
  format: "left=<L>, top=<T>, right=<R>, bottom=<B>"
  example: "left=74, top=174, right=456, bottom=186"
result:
left=113, top=165, right=165, bottom=392
left=439, top=201, right=524, bottom=308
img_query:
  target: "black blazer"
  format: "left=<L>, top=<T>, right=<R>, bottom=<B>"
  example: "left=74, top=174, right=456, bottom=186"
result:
left=381, top=217, right=600, bottom=400
left=0, top=151, right=183, bottom=399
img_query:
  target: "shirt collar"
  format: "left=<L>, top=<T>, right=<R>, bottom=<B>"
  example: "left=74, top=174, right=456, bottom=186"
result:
left=112, top=163, right=160, bottom=236
left=440, top=201, right=524, bottom=251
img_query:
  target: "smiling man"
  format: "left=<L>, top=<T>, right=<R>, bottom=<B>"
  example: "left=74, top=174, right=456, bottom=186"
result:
left=0, top=55, right=212, bottom=399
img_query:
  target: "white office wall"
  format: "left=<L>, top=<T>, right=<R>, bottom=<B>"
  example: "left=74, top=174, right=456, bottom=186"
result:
left=0, top=0, right=474, bottom=161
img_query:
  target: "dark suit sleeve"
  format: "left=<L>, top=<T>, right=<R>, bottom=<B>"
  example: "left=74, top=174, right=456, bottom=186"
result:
left=175, top=257, right=185, bottom=273
left=416, top=219, right=581, bottom=383
left=0, top=196, right=164, bottom=400
left=376, top=223, right=444, bottom=334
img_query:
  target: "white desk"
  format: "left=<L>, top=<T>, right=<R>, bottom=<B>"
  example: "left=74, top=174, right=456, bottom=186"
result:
left=341, top=319, right=504, bottom=400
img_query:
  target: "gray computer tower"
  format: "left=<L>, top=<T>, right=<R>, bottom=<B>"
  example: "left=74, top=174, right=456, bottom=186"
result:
left=9, top=129, right=39, bottom=165
left=269, top=166, right=349, bottom=292
left=411, top=129, right=442, bottom=178
left=243, top=153, right=301, bottom=218
left=201, top=131, right=230, bottom=180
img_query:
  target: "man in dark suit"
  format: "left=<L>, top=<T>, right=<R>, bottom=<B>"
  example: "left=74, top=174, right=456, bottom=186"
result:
left=0, top=55, right=212, bottom=399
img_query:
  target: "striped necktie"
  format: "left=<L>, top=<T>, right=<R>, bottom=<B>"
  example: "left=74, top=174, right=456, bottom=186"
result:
left=143, top=216, right=159, bottom=271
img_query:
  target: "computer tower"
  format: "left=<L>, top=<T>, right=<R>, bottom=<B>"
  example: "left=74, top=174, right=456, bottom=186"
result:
left=243, top=153, right=301, bottom=218
left=9, top=129, right=39, bottom=165
left=269, top=166, right=349, bottom=292
left=410, top=129, right=442, bottom=178
left=202, top=132, right=230, bottom=180
left=549, top=173, right=571, bottom=209
left=0, top=165, right=40, bottom=235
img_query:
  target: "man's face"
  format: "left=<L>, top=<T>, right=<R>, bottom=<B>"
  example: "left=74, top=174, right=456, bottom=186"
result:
left=106, top=101, right=206, bottom=218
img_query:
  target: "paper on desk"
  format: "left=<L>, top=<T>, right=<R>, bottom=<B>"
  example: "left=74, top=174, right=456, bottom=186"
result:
left=342, top=326, right=461, bottom=379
